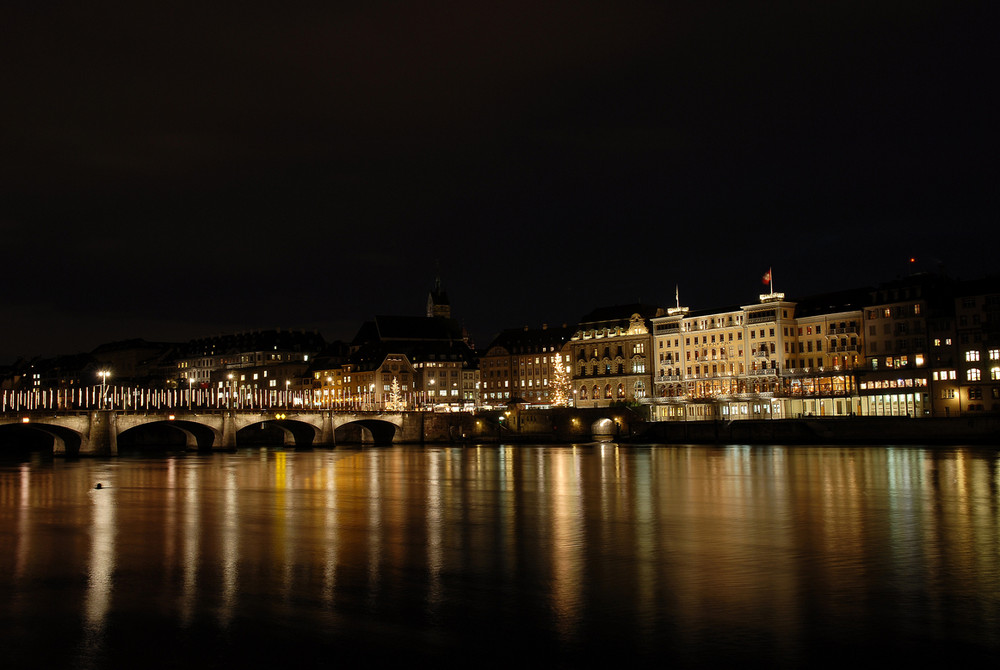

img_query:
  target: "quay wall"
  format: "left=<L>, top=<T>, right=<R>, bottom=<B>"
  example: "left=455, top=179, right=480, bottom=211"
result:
left=462, top=411, right=1000, bottom=446
left=633, top=415, right=1000, bottom=445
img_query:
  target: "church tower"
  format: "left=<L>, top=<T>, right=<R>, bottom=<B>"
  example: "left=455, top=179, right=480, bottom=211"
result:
left=426, top=276, right=451, bottom=319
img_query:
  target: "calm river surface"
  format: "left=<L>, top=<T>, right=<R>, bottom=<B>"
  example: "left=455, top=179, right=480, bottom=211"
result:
left=1, top=444, right=999, bottom=668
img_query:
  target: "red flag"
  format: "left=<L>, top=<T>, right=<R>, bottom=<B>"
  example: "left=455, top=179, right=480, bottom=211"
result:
left=762, top=270, right=771, bottom=285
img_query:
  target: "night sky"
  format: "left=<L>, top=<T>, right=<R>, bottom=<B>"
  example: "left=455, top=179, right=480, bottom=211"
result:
left=1, top=2, right=994, bottom=362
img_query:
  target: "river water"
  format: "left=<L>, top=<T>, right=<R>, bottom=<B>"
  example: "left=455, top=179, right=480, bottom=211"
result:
left=1, top=444, right=998, bottom=668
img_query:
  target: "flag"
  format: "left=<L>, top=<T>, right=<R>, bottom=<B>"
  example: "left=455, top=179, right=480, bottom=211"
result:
left=762, top=269, right=771, bottom=285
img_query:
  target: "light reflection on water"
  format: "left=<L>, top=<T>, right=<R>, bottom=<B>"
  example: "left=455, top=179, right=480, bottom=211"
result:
left=0, top=444, right=998, bottom=668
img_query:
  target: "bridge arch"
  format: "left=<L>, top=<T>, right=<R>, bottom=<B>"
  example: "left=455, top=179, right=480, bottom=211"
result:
left=236, top=419, right=320, bottom=448
left=334, top=419, right=398, bottom=445
left=117, top=420, right=218, bottom=452
left=591, top=417, right=619, bottom=442
left=0, top=422, right=83, bottom=456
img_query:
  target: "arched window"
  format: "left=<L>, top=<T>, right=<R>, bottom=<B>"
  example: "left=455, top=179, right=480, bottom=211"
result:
left=593, top=385, right=600, bottom=400
left=617, top=383, right=625, bottom=398
left=579, top=386, right=588, bottom=400
left=634, top=380, right=646, bottom=398
left=604, top=384, right=612, bottom=399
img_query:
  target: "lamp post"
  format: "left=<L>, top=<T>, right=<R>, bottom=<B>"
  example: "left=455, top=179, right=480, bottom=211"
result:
left=227, top=373, right=234, bottom=409
left=97, top=370, right=111, bottom=409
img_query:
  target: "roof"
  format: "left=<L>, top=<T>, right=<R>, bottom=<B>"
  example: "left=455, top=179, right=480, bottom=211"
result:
left=352, top=315, right=466, bottom=347
left=485, top=325, right=574, bottom=355
left=348, top=338, right=476, bottom=372
left=578, top=303, right=660, bottom=326
left=180, top=329, right=326, bottom=357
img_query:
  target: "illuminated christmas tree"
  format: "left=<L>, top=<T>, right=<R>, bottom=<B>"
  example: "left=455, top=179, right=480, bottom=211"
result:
left=551, top=354, right=571, bottom=407
left=387, top=377, right=403, bottom=411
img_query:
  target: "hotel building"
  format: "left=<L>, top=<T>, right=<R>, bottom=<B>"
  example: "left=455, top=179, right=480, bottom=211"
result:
left=569, top=305, right=657, bottom=408
left=649, top=290, right=865, bottom=420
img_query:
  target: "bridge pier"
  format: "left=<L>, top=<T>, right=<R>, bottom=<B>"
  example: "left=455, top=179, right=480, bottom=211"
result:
left=82, top=410, right=118, bottom=456
left=320, top=411, right=335, bottom=448
left=221, top=412, right=238, bottom=449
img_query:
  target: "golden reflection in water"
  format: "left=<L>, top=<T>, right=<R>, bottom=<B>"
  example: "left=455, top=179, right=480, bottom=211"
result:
left=181, top=464, right=199, bottom=627
left=426, top=448, right=443, bottom=614
left=321, top=454, right=338, bottom=612
left=1, top=445, right=998, bottom=665
left=82, top=464, right=116, bottom=664
left=15, top=465, right=30, bottom=581
left=549, top=446, right=583, bottom=642
left=220, top=465, right=239, bottom=628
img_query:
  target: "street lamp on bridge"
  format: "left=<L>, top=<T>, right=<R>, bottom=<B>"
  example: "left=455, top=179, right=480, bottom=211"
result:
left=97, top=370, right=111, bottom=409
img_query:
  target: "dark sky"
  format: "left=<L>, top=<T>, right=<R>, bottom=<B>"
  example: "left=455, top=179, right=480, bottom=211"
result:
left=1, top=1, right=994, bottom=362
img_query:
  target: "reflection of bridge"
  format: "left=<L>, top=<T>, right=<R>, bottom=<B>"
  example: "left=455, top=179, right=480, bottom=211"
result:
left=0, top=410, right=426, bottom=456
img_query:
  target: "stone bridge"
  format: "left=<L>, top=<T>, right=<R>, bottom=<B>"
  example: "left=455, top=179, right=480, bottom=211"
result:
left=0, top=410, right=439, bottom=456
left=0, top=407, right=643, bottom=456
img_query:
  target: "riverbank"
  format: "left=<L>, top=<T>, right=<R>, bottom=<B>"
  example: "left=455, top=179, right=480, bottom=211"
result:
left=464, top=408, right=1000, bottom=445
left=631, top=415, right=1000, bottom=445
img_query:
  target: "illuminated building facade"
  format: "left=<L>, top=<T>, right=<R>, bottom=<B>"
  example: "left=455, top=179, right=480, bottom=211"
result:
left=649, top=290, right=866, bottom=420
left=925, top=278, right=1000, bottom=416
left=341, top=350, right=417, bottom=409
left=570, top=305, right=656, bottom=408
left=480, top=325, right=573, bottom=407
left=176, top=329, right=324, bottom=387
left=348, top=315, right=477, bottom=410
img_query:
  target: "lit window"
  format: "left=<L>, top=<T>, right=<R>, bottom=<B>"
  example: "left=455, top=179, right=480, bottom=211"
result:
left=966, top=350, right=981, bottom=362
left=967, top=368, right=981, bottom=381
left=991, top=367, right=1000, bottom=380
left=990, top=349, right=1000, bottom=361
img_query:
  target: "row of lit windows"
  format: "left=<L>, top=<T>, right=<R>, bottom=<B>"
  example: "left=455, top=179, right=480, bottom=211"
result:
left=866, top=305, right=921, bottom=319
left=871, top=355, right=925, bottom=370
left=860, top=378, right=928, bottom=390
left=934, top=367, right=1000, bottom=382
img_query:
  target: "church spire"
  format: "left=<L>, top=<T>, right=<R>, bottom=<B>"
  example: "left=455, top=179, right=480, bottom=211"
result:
left=426, top=268, right=451, bottom=319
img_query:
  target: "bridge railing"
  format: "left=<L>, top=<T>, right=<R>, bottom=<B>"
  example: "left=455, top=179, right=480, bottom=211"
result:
left=1, top=386, right=404, bottom=413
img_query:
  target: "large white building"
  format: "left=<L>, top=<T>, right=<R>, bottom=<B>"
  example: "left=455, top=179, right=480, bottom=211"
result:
left=649, top=289, right=866, bottom=420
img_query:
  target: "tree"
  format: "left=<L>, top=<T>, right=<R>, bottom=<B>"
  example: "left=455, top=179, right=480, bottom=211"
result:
left=551, top=354, right=571, bottom=407
left=387, top=377, right=403, bottom=411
